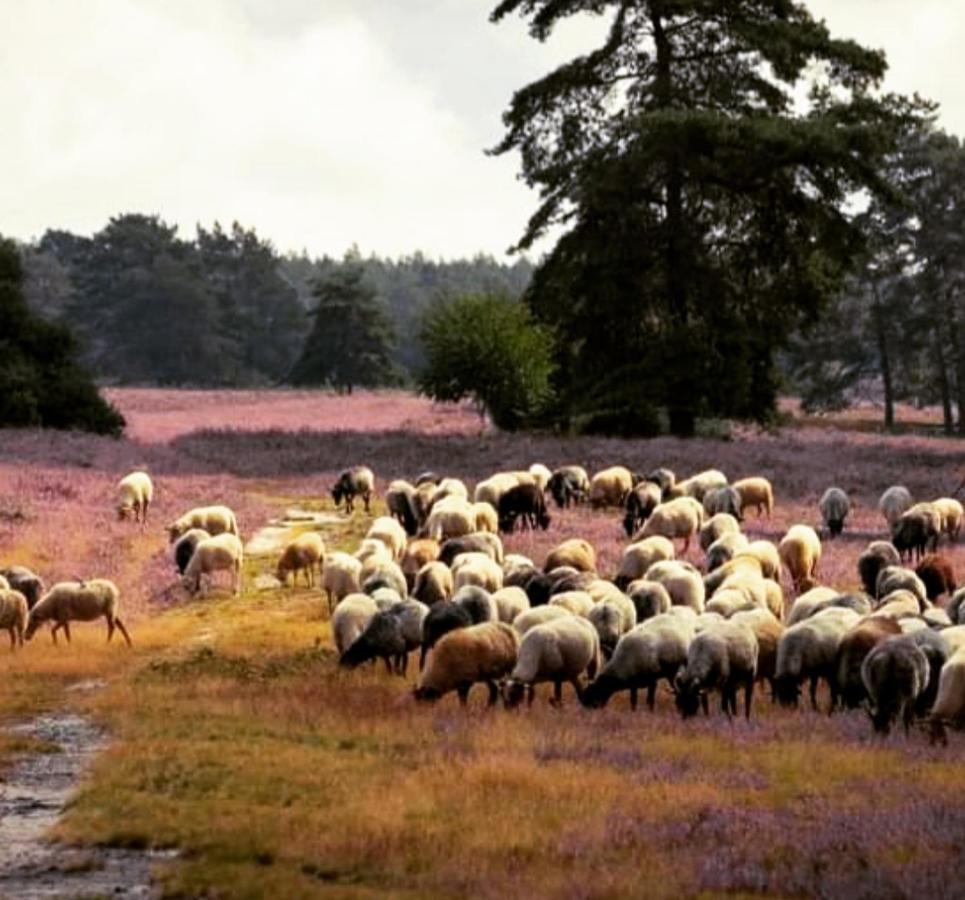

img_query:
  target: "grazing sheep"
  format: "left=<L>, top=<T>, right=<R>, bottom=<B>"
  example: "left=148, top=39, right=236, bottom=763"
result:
left=778, top=525, right=822, bottom=594
left=424, top=498, right=475, bottom=543
left=385, top=480, right=420, bottom=536
left=582, top=612, right=696, bottom=710
left=356, top=540, right=393, bottom=570
left=892, top=505, right=941, bottom=563
left=332, top=465, right=375, bottom=513
left=902, top=629, right=953, bottom=715
left=339, top=610, right=407, bottom=674
left=433, top=478, right=469, bottom=507
left=702, top=486, right=742, bottom=521
left=705, top=588, right=757, bottom=619
left=26, top=579, right=131, bottom=646
left=623, top=481, right=663, bottom=538
left=547, top=569, right=596, bottom=597
left=626, top=580, right=673, bottom=622
left=438, top=534, right=502, bottom=567
left=704, top=553, right=764, bottom=595
left=836, top=616, right=903, bottom=709
left=875, top=566, right=928, bottom=608
left=276, top=532, right=325, bottom=588
left=588, top=595, right=637, bottom=658
left=503, top=616, right=601, bottom=707
left=182, top=533, right=244, bottom=596
left=818, top=487, right=851, bottom=538
left=879, top=485, right=913, bottom=531
left=472, top=502, right=500, bottom=534
left=667, top=470, right=728, bottom=502
left=637, top=498, right=704, bottom=553
left=614, top=537, right=675, bottom=590
left=743, top=541, right=781, bottom=581
left=730, top=608, right=783, bottom=695
left=674, top=621, right=758, bottom=719
left=544, top=539, right=597, bottom=574
left=365, top=517, right=408, bottom=562
left=420, top=601, right=473, bottom=669
left=498, top=484, right=551, bottom=533
left=546, top=466, right=590, bottom=509
left=589, top=466, right=635, bottom=509
left=646, top=468, right=676, bottom=498
left=512, top=604, right=573, bottom=636
left=915, top=554, right=957, bottom=601
left=949, top=588, right=965, bottom=625
left=731, top=476, right=773, bottom=518
left=584, top=579, right=626, bottom=606
left=858, top=541, right=901, bottom=596
left=401, top=539, right=440, bottom=588
left=549, top=591, right=595, bottom=618
left=643, top=560, right=705, bottom=613
left=414, top=622, right=519, bottom=705
left=117, top=471, right=153, bottom=523
left=167, top=505, right=238, bottom=543
left=452, top=553, right=503, bottom=594
left=0, top=589, right=28, bottom=648
left=331, top=593, right=378, bottom=655
left=933, top=497, right=963, bottom=543
left=706, top=533, right=750, bottom=572
left=930, top=646, right=965, bottom=744
left=699, top=513, right=741, bottom=553
left=453, top=585, right=498, bottom=625
left=786, top=585, right=839, bottom=626
left=528, top=464, right=552, bottom=492
left=473, top=473, right=520, bottom=510
left=773, top=607, right=860, bottom=709
left=0, top=566, right=45, bottom=609
left=322, top=552, right=362, bottom=614
left=491, top=586, right=530, bottom=624
left=173, top=528, right=210, bottom=577
left=412, top=562, right=453, bottom=606
left=862, top=637, right=930, bottom=735
left=361, top=560, right=408, bottom=600
left=713, top=572, right=774, bottom=616
left=872, top=589, right=922, bottom=620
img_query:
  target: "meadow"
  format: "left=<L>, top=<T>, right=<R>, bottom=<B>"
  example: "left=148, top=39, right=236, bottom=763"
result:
left=0, top=388, right=963, bottom=898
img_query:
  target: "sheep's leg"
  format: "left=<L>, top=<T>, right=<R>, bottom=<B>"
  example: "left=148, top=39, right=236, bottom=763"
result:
left=114, top=617, right=133, bottom=648
left=382, top=656, right=393, bottom=675
left=106, top=617, right=115, bottom=643
left=809, top=677, right=819, bottom=711
left=930, top=717, right=948, bottom=746
left=62, top=621, right=72, bottom=644
left=363, top=492, right=371, bottom=513
left=50, top=624, right=59, bottom=645
left=647, top=683, right=657, bottom=711
left=526, top=685, right=535, bottom=707
left=744, top=678, right=754, bottom=720
left=569, top=678, right=584, bottom=704
left=629, top=686, right=638, bottom=711
left=8, top=629, right=15, bottom=651
left=419, top=646, right=428, bottom=671
left=457, top=683, right=471, bottom=706
left=700, top=693, right=709, bottom=716
left=549, top=681, right=563, bottom=707
left=486, top=680, right=499, bottom=707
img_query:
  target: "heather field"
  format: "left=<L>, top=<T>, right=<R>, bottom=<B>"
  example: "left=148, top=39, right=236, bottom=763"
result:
left=0, top=388, right=964, bottom=898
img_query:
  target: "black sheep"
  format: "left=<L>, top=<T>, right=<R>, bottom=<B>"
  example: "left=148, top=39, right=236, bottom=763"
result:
left=498, top=483, right=550, bottom=533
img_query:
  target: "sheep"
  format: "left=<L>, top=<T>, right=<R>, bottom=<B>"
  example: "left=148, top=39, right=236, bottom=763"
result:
left=412, top=562, right=453, bottom=606
left=491, top=587, right=530, bottom=624
left=872, top=589, right=922, bottom=620
left=472, top=502, right=500, bottom=534
left=0, top=566, right=45, bottom=609
left=414, top=622, right=519, bottom=705
left=503, top=554, right=535, bottom=579
left=732, top=477, right=774, bottom=518
left=862, top=637, right=931, bottom=735
left=587, top=595, right=637, bottom=658
left=117, top=471, right=153, bottom=523
left=614, top=536, right=675, bottom=589
left=25, top=579, right=131, bottom=646
left=589, top=466, right=635, bottom=509
left=331, top=593, right=378, bottom=655
left=778, top=525, right=822, bottom=594
left=637, top=498, right=704, bottom=553
left=361, top=560, right=408, bottom=599
left=365, top=517, right=408, bottom=562
left=502, top=616, right=601, bottom=707
left=706, top=533, right=750, bottom=572
left=528, top=464, right=552, bottom=492
left=702, top=486, right=742, bottom=521
left=674, top=621, right=758, bottom=719
left=420, top=600, right=473, bottom=669
left=415, top=471, right=440, bottom=486
left=818, top=487, right=851, bottom=538
left=704, top=553, right=764, bottom=595
left=584, top=578, right=627, bottom=606
left=182, top=533, right=244, bottom=596
left=473, top=473, right=520, bottom=510
left=901, top=629, right=953, bottom=715
left=643, top=560, right=705, bottom=613
left=713, top=572, right=775, bottom=617
left=743, top=541, right=781, bottom=581
left=275, top=532, right=325, bottom=588
left=424, top=498, right=475, bottom=543
left=453, top=585, right=498, bottom=625
left=705, top=588, right=757, bottom=618
left=413, top=481, right=439, bottom=523
left=933, top=497, right=963, bottom=543
left=836, top=616, right=903, bottom=709
left=581, top=613, right=696, bottom=710
left=498, top=484, right=550, bottom=533
left=438, top=534, right=501, bottom=567
left=549, top=591, right=595, bottom=618
left=930, top=646, right=965, bottom=744
left=331, top=465, right=375, bottom=513
left=646, top=468, right=676, bottom=498
left=547, top=568, right=596, bottom=595
left=667, top=469, right=728, bottom=502
left=915, top=554, right=957, bottom=601
left=730, top=608, right=783, bottom=695
left=339, top=610, right=408, bottom=674
left=623, top=481, right=663, bottom=537
left=773, top=607, right=860, bottom=709
left=356, top=539, right=393, bottom=570
left=400, top=539, right=440, bottom=589
left=879, top=485, right=913, bottom=530
left=321, top=552, right=362, bottom=614
left=546, top=466, right=590, bottom=508
left=626, top=580, right=673, bottom=622
left=875, top=566, right=928, bottom=609
left=544, top=539, right=596, bottom=574
left=786, top=585, right=839, bottom=626
left=388, top=599, right=429, bottom=671
left=892, top=505, right=941, bottom=563
left=167, top=505, right=238, bottom=543
left=950, top=588, right=965, bottom=625
left=699, top=513, right=741, bottom=553
left=434, top=478, right=469, bottom=505
left=452, top=553, right=503, bottom=594
left=924, top=606, right=953, bottom=629
left=370, top=587, right=403, bottom=610
left=385, top=479, right=420, bottom=536
left=0, top=589, right=28, bottom=648
left=513, top=604, right=573, bottom=636
left=173, top=528, right=210, bottom=577
left=858, top=541, right=902, bottom=595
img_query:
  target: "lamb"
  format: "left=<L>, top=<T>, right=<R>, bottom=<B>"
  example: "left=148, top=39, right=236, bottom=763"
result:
left=773, top=607, right=860, bottom=709
left=626, top=580, right=673, bottom=622
left=862, top=637, right=930, bottom=735
left=818, top=487, right=851, bottom=538
left=699, top=513, right=741, bottom=553
left=858, top=541, right=901, bottom=595
left=933, top=497, right=963, bottom=542
left=702, top=486, right=743, bottom=521
left=778, top=525, right=822, bottom=594
left=589, top=466, right=635, bottom=509
left=667, top=469, right=728, bottom=502
left=498, top=483, right=551, bottom=533
left=637, top=498, right=704, bottom=553
left=331, top=593, right=378, bottom=655
left=365, top=517, right=408, bottom=562
left=544, top=539, right=597, bottom=574
left=512, top=604, right=573, bottom=636
left=173, top=528, right=210, bottom=577
left=401, top=539, right=440, bottom=589
left=385, top=480, right=420, bottom=536
left=167, top=505, right=238, bottom=543
left=491, top=587, right=530, bottom=624
left=472, top=502, right=499, bottom=534
left=731, top=477, right=774, bottom=519
left=0, top=589, right=29, bottom=648
left=875, top=566, right=928, bottom=609
left=930, top=646, right=965, bottom=744
left=502, top=616, right=601, bottom=707
left=275, top=532, right=325, bottom=588
left=836, top=616, right=903, bottom=709
left=623, top=481, right=662, bottom=537
left=331, top=465, right=375, bottom=513
left=674, top=621, right=758, bottom=719
left=0, top=566, right=45, bottom=609
left=420, top=601, right=473, bottom=669
left=587, top=595, right=637, bottom=658
left=25, top=579, right=131, bottom=646
left=414, top=622, right=519, bottom=705
left=321, top=552, right=362, bottom=613
left=915, top=554, right=957, bottom=601
left=546, top=466, right=590, bottom=508
left=182, top=533, right=244, bottom=596
left=643, top=560, right=705, bottom=613
left=706, top=533, right=750, bottom=572
left=879, top=485, right=913, bottom=531
left=452, top=553, right=503, bottom=594
left=412, top=562, right=453, bottom=606
left=892, top=505, right=941, bottom=563
left=581, top=612, right=696, bottom=710
left=117, top=471, right=153, bottom=523
left=614, top=536, right=675, bottom=590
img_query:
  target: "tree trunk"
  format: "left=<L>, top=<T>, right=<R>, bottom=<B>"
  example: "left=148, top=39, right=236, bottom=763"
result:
left=935, top=327, right=953, bottom=435
left=945, top=289, right=965, bottom=435
left=871, top=284, right=895, bottom=431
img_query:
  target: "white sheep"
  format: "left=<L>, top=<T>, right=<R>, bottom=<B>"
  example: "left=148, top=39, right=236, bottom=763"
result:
left=614, top=536, right=675, bottom=589
left=365, top=516, right=408, bottom=562
left=637, top=498, right=704, bottom=553
left=452, top=552, right=503, bottom=594
left=785, top=585, right=839, bottom=626
left=471, top=502, right=499, bottom=534
left=549, top=590, right=595, bottom=618
left=0, top=589, right=29, bottom=649
left=818, top=487, right=851, bottom=538
left=588, top=595, right=637, bottom=656
left=117, top=471, right=153, bottom=523
left=930, top=646, right=965, bottom=744
left=875, top=566, right=928, bottom=608
left=276, top=532, right=325, bottom=588
left=643, top=560, right=705, bottom=613
left=933, top=497, right=963, bottom=543
left=473, top=473, right=520, bottom=509
left=491, top=586, right=530, bottom=624
left=879, top=485, right=913, bottom=531
left=528, top=464, right=552, bottom=492
left=626, top=580, right=673, bottom=622
left=544, top=538, right=597, bottom=574
left=705, top=532, right=750, bottom=572
left=331, top=593, right=378, bottom=655
left=743, top=541, right=781, bottom=581
left=412, top=562, right=453, bottom=606
left=778, top=525, right=822, bottom=594
left=331, top=465, right=375, bottom=513
left=361, top=560, right=408, bottom=599
left=167, top=505, right=238, bottom=543
left=589, top=466, right=634, bottom=508
left=731, top=477, right=773, bottom=518
left=322, top=552, right=362, bottom=613
left=699, top=513, right=741, bottom=552
left=674, top=621, right=759, bottom=719
left=183, top=533, right=244, bottom=596
left=667, top=469, right=728, bottom=502
left=512, top=605, right=572, bottom=636
left=424, top=498, right=475, bottom=542
left=25, top=579, right=131, bottom=646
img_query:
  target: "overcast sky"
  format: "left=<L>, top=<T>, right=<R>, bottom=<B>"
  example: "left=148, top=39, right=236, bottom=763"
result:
left=2, top=1, right=963, bottom=260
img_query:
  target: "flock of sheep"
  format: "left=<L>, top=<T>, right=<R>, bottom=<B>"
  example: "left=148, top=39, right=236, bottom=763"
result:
left=2, top=463, right=963, bottom=745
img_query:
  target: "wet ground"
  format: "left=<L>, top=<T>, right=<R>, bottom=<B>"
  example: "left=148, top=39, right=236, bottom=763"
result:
left=246, top=508, right=341, bottom=590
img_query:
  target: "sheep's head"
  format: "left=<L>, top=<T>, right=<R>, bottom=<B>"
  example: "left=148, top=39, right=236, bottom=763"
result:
left=167, top=523, right=183, bottom=543
left=580, top=675, right=615, bottom=709
left=674, top=673, right=702, bottom=718
left=117, top=504, right=134, bottom=522
left=331, top=485, right=345, bottom=504
left=23, top=613, right=41, bottom=642
left=537, top=510, right=551, bottom=531
left=412, top=686, right=441, bottom=703
left=501, top=679, right=526, bottom=709
left=773, top=675, right=801, bottom=708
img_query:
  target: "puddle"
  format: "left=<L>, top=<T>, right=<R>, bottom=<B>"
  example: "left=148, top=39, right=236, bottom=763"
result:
left=244, top=508, right=341, bottom=558
left=0, top=713, right=173, bottom=898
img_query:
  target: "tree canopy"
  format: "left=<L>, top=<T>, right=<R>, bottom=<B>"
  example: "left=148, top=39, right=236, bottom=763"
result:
left=492, top=0, right=930, bottom=435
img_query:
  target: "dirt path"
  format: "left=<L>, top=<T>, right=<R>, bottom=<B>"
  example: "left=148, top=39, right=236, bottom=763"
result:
left=0, top=711, right=174, bottom=899
left=246, top=508, right=341, bottom=589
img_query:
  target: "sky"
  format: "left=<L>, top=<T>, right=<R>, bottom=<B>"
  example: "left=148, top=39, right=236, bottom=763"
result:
left=1, top=0, right=963, bottom=261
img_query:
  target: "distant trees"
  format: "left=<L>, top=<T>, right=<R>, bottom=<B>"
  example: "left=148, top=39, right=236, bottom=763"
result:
left=288, top=266, right=399, bottom=392
left=0, top=236, right=124, bottom=436
left=418, top=293, right=555, bottom=431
